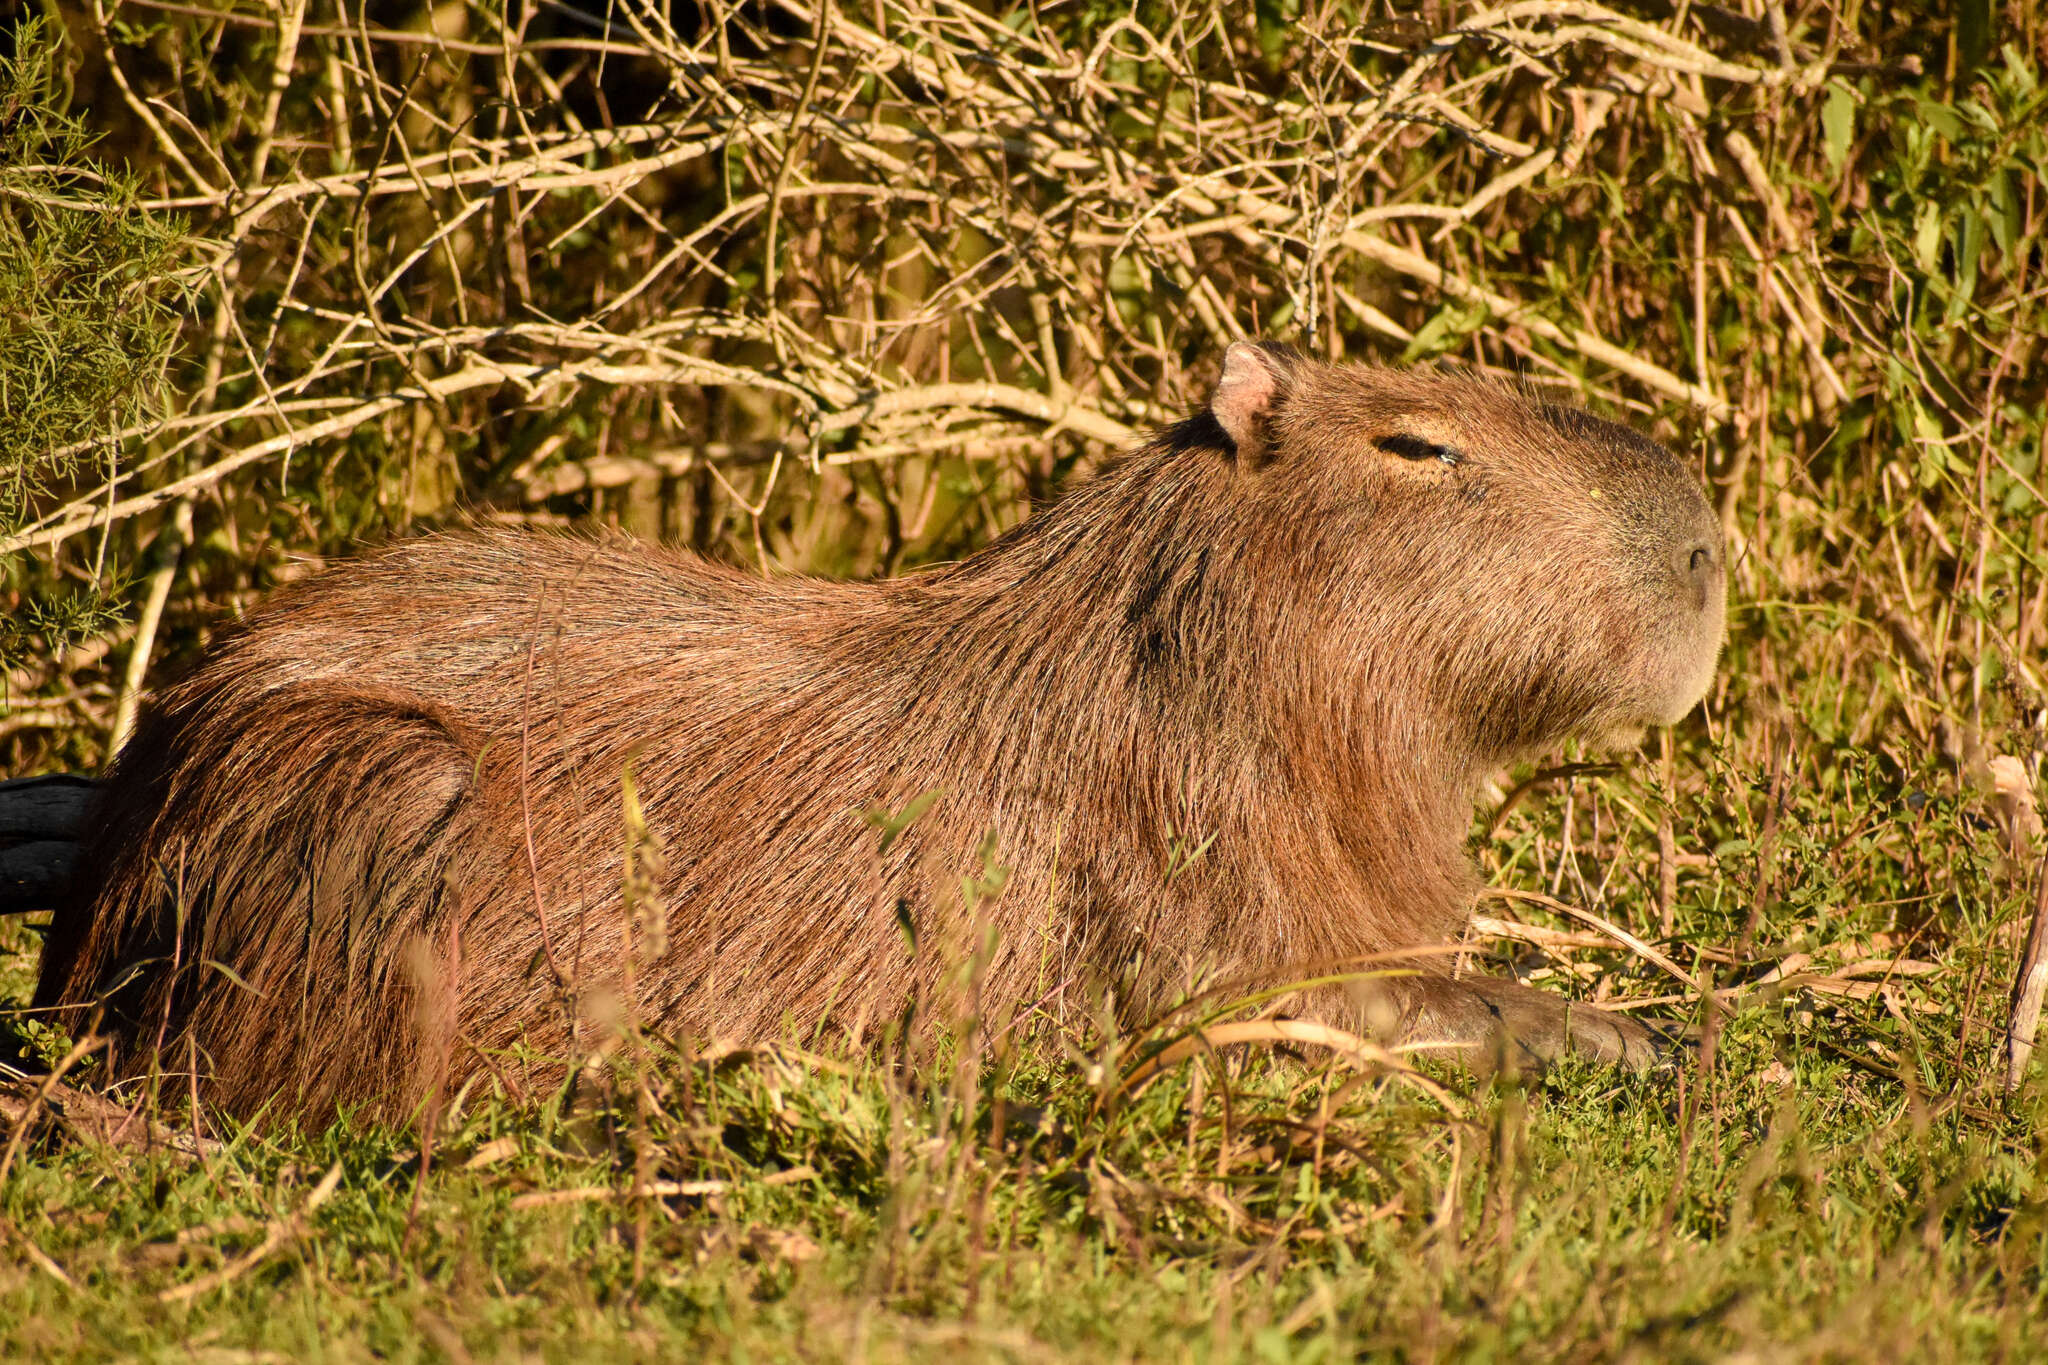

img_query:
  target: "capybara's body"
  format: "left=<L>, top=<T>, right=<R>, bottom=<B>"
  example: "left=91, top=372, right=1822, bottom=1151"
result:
left=37, top=345, right=1726, bottom=1122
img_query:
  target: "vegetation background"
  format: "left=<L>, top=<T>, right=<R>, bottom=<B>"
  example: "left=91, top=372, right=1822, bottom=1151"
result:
left=1, top=0, right=2046, bottom=1358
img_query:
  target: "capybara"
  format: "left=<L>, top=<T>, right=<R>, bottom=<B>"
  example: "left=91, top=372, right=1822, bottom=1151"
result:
left=34, top=342, right=1726, bottom=1123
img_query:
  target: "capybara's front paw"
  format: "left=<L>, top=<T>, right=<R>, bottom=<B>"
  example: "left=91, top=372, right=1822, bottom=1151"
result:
left=1390, top=974, right=1677, bottom=1075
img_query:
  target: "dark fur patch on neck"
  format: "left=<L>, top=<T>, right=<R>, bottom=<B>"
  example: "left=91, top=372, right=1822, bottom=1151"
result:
left=1158, top=411, right=1236, bottom=461
left=1126, top=542, right=1213, bottom=680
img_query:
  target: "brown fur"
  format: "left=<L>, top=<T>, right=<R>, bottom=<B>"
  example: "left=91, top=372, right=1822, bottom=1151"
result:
left=35, top=346, right=1726, bottom=1123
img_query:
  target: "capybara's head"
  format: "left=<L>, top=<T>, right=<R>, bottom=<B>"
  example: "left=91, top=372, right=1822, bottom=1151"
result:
left=1201, top=341, right=1725, bottom=763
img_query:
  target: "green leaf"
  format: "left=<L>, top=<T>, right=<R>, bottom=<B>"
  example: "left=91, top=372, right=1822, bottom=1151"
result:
left=1398, top=302, right=1486, bottom=364
left=894, top=896, right=918, bottom=955
left=1912, top=403, right=1948, bottom=486
left=1949, top=212, right=1984, bottom=319
left=1987, top=169, right=2016, bottom=256
left=203, top=959, right=268, bottom=999
left=1823, top=85, right=1856, bottom=173
left=1915, top=99, right=1965, bottom=142
left=1913, top=202, right=1943, bottom=273
left=866, top=788, right=944, bottom=855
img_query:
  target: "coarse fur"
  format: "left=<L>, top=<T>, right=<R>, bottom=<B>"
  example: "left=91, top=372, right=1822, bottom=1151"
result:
left=35, top=345, right=1727, bottom=1124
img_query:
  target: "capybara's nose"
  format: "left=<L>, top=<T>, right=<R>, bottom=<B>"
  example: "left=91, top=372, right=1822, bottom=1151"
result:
left=1679, top=539, right=1718, bottom=609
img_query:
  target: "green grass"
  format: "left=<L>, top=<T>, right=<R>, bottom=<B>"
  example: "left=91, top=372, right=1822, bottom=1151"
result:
left=2, top=1032, right=2041, bottom=1361
left=4, top=745, right=2045, bottom=1365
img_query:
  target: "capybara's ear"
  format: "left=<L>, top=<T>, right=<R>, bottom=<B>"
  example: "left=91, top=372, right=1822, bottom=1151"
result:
left=1209, top=341, right=1299, bottom=461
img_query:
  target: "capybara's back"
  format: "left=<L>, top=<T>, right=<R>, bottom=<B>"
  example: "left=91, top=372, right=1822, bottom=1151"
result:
left=38, top=343, right=1727, bottom=1122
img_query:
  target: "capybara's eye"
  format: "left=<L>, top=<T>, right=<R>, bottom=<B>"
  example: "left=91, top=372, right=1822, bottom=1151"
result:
left=1375, top=434, right=1463, bottom=466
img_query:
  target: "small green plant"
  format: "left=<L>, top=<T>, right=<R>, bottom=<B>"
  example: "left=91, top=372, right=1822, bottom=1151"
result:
left=0, top=18, right=188, bottom=670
